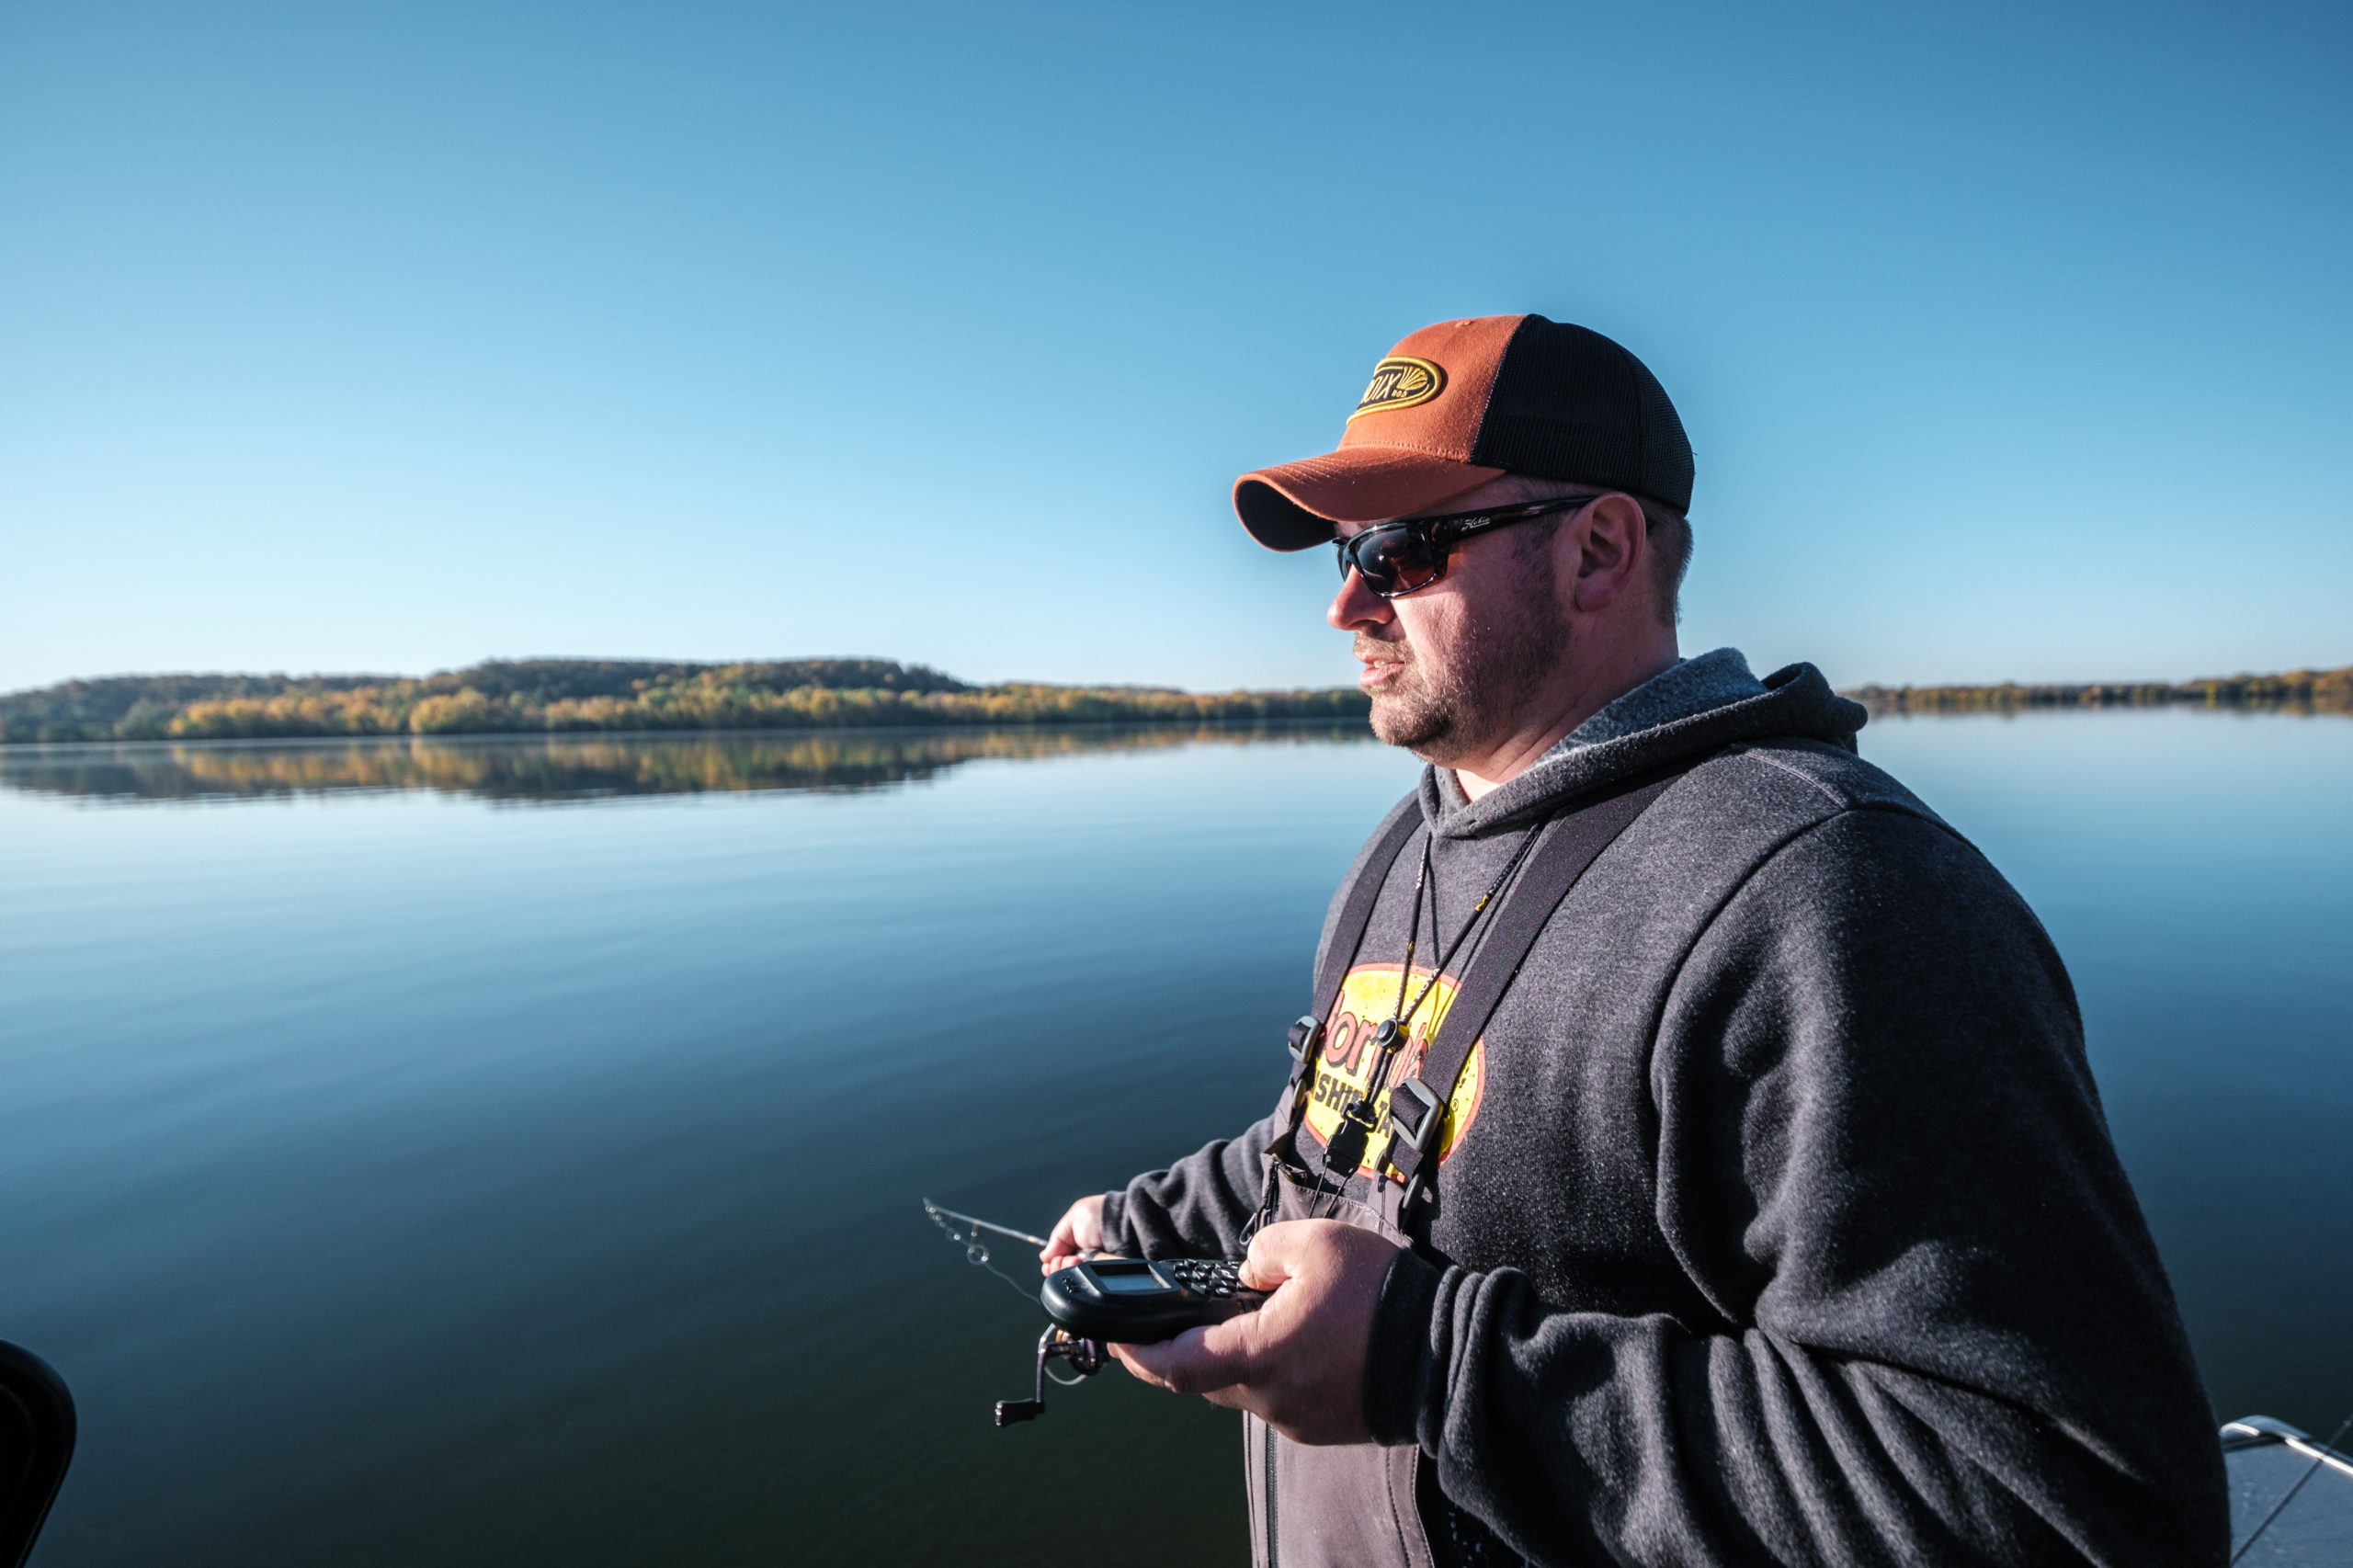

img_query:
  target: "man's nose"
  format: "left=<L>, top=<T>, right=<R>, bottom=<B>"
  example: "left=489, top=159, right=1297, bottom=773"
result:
left=1327, top=567, right=1393, bottom=631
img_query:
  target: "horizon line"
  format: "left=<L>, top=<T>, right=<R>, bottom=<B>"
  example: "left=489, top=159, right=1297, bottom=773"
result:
left=9, top=653, right=2353, bottom=703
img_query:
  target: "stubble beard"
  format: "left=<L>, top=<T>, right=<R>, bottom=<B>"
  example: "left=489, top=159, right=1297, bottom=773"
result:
left=1359, top=585, right=1566, bottom=767
left=1360, top=639, right=1457, bottom=754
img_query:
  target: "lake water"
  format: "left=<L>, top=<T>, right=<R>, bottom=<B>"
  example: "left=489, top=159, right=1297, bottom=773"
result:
left=2, top=713, right=2347, bottom=1566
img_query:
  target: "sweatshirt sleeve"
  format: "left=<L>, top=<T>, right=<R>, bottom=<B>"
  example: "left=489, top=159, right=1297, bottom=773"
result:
left=1099, top=1113, right=1275, bottom=1260
left=1363, top=807, right=2229, bottom=1568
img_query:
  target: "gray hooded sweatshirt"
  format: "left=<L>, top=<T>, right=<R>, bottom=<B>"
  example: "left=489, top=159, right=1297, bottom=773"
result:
left=1101, top=650, right=2227, bottom=1568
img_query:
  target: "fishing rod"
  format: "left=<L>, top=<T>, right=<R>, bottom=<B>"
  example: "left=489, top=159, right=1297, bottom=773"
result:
left=922, top=1198, right=1108, bottom=1423
left=922, top=1200, right=1050, bottom=1252
left=921, top=1199, right=1068, bottom=1303
left=920, top=1197, right=1267, bottom=1426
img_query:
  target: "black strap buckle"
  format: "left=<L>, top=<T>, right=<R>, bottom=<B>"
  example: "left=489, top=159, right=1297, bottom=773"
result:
left=1377, top=1076, right=1445, bottom=1209
left=1286, top=1015, right=1322, bottom=1088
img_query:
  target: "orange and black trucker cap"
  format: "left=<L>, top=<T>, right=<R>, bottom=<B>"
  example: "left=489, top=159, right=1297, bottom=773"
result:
left=1233, top=314, right=1693, bottom=550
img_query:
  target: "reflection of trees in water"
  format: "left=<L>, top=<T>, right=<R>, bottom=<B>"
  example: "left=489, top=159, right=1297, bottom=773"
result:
left=0, top=723, right=1377, bottom=804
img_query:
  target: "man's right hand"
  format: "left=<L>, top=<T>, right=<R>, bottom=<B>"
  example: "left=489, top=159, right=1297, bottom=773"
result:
left=1040, top=1194, right=1107, bottom=1273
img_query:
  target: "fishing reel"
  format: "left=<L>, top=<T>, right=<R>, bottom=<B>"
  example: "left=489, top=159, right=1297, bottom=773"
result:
left=926, top=1198, right=1261, bottom=1426
left=926, top=1199, right=1111, bottom=1426
left=994, top=1324, right=1107, bottom=1425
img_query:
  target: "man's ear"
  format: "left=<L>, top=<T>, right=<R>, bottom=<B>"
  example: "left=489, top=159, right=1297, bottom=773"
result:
left=1567, top=493, right=1651, bottom=613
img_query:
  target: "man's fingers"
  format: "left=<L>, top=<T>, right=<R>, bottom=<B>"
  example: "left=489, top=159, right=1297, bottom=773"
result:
left=1112, top=1317, right=1256, bottom=1397
left=1040, top=1195, right=1107, bottom=1273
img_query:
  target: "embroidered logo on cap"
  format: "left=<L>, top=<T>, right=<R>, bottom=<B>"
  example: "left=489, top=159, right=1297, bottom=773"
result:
left=1348, top=356, right=1445, bottom=421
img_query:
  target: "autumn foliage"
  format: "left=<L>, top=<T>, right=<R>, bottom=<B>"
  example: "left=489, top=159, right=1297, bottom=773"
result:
left=1846, top=666, right=2353, bottom=716
left=1, top=658, right=1372, bottom=744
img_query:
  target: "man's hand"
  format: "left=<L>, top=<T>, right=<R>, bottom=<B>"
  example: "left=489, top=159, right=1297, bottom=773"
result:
left=1111, top=1219, right=1400, bottom=1445
left=1040, top=1194, right=1107, bottom=1273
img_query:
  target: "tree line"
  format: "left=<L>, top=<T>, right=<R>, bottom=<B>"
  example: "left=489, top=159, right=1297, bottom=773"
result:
left=7, top=656, right=2345, bottom=744
left=1847, top=666, right=2353, bottom=715
left=0, top=658, right=1373, bottom=744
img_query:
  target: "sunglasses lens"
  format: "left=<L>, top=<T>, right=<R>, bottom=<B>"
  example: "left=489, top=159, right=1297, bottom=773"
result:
left=1341, top=527, right=1445, bottom=597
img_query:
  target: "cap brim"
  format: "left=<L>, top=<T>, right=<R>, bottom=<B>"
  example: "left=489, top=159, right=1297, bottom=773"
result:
left=1233, top=448, right=1506, bottom=551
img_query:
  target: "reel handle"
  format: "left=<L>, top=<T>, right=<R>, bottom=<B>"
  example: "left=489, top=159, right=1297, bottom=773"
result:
left=995, top=1325, right=1104, bottom=1425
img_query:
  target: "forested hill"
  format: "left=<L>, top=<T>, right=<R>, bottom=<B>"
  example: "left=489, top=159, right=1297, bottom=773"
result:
left=0, top=658, right=1370, bottom=743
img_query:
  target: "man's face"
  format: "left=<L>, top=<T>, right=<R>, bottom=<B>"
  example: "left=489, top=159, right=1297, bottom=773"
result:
left=1326, top=477, right=1589, bottom=765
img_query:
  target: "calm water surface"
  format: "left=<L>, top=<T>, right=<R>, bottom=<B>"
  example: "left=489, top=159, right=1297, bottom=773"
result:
left=2, top=714, right=2347, bottom=1565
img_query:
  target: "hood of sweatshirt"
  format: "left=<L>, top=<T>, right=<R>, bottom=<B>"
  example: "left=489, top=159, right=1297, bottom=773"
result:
left=1420, top=647, right=1869, bottom=838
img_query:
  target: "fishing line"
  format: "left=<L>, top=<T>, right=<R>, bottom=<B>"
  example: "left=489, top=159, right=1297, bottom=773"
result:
left=924, top=1199, right=1051, bottom=1309
left=925, top=1200, right=1102, bottom=1389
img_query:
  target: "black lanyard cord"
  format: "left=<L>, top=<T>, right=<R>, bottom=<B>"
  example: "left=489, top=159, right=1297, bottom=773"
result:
left=1392, top=815, right=1546, bottom=1040
left=1306, top=812, right=1552, bottom=1216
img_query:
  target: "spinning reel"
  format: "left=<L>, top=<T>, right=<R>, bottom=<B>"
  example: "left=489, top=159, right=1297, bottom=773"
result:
left=925, top=1199, right=1263, bottom=1425
left=994, top=1324, right=1108, bottom=1425
left=924, top=1199, right=1108, bottom=1424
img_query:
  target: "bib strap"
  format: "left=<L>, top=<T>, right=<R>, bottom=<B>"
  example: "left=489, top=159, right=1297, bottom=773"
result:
left=1377, top=766, right=1695, bottom=1233
left=1272, top=800, right=1424, bottom=1147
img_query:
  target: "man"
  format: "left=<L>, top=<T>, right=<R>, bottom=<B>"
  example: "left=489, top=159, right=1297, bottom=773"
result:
left=1041, top=315, right=2226, bottom=1566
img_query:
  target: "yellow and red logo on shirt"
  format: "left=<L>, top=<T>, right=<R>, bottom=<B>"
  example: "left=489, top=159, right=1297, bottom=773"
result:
left=1302, top=963, right=1485, bottom=1176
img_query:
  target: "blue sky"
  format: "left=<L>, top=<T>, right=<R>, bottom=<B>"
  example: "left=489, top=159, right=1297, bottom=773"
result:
left=3, top=0, right=2347, bottom=693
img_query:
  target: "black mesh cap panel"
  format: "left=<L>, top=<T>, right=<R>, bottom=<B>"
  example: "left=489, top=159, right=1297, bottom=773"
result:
left=1467, top=316, right=1694, bottom=512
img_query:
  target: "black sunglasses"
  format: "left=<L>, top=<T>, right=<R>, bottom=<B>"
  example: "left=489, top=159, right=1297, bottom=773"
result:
left=1334, top=494, right=1603, bottom=598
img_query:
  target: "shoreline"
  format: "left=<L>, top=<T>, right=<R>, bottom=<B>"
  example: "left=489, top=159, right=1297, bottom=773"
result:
left=1847, top=670, right=2351, bottom=716
left=6, top=661, right=2347, bottom=745
left=0, top=713, right=1380, bottom=755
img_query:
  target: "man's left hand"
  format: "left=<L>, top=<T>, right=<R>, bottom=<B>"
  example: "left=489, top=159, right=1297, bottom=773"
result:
left=1111, top=1219, right=1400, bottom=1445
